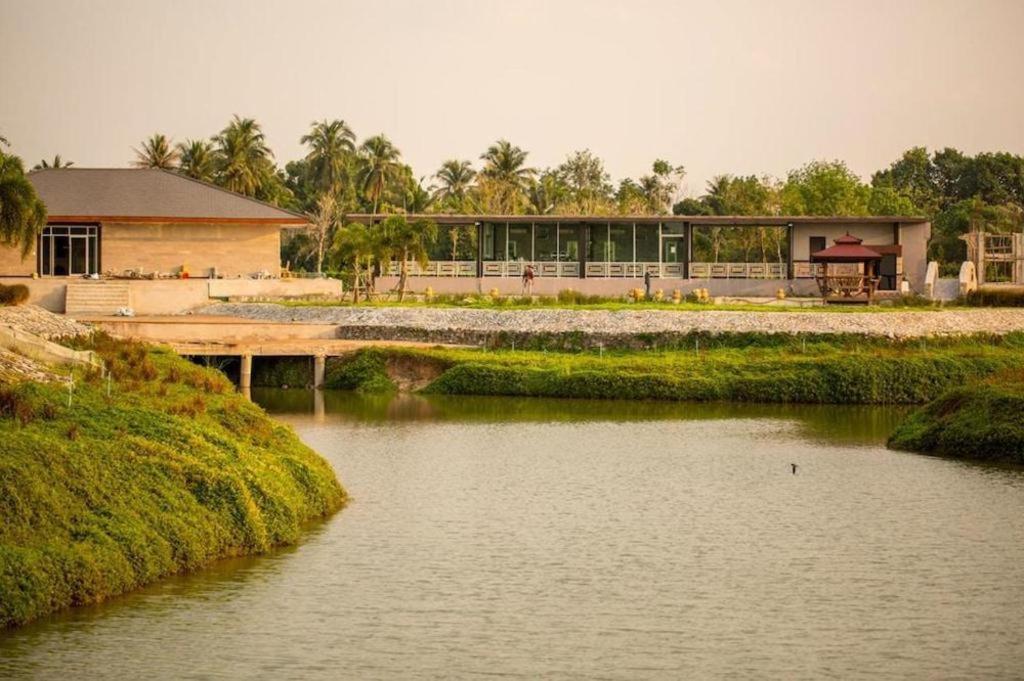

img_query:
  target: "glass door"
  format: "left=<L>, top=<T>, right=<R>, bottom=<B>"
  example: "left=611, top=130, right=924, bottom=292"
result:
left=662, top=237, right=684, bottom=263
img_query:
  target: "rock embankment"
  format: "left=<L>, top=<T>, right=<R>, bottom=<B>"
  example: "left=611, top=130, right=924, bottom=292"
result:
left=201, top=303, right=1024, bottom=342
left=0, top=305, right=91, bottom=339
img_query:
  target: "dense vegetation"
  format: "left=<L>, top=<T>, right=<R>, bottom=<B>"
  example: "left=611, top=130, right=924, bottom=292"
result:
left=0, top=335, right=345, bottom=628
left=888, top=369, right=1024, bottom=463
left=0, top=282, right=29, bottom=306
left=324, top=334, right=1024, bottom=405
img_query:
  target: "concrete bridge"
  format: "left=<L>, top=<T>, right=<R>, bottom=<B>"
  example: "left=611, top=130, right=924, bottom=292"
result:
left=81, top=315, right=451, bottom=391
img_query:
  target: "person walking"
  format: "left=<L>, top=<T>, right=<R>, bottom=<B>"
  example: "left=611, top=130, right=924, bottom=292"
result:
left=521, top=264, right=535, bottom=296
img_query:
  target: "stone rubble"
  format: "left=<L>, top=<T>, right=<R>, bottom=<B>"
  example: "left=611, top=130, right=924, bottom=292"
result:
left=0, top=305, right=92, bottom=339
left=201, top=303, right=1024, bottom=340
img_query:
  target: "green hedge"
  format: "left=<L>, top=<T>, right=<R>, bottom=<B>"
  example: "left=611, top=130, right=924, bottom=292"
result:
left=324, top=349, right=397, bottom=392
left=0, top=336, right=346, bottom=628
left=963, top=288, right=1024, bottom=307
left=326, top=336, right=1024, bottom=405
left=888, top=371, right=1024, bottom=462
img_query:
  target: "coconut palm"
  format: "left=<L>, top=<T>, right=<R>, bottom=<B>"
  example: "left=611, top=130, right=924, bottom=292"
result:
left=212, top=116, right=274, bottom=197
left=358, top=134, right=401, bottom=215
left=432, top=159, right=476, bottom=206
left=479, top=139, right=535, bottom=213
left=33, top=155, right=74, bottom=170
left=133, top=133, right=179, bottom=169
left=301, top=119, right=355, bottom=195
left=379, top=214, right=438, bottom=301
left=176, top=139, right=216, bottom=182
left=0, top=151, right=47, bottom=256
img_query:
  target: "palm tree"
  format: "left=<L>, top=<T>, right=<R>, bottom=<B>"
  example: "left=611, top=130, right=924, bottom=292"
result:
left=333, top=222, right=373, bottom=302
left=358, top=135, right=401, bottom=216
left=379, top=215, right=438, bottom=301
left=301, top=120, right=355, bottom=195
left=176, top=139, right=216, bottom=182
left=212, top=115, right=274, bottom=196
left=432, top=159, right=476, bottom=206
left=133, top=133, right=179, bottom=169
left=0, top=151, right=47, bottom=256
left=33, top=155, right=74, bottom=170
left=479, top=139, right=535, bottom=213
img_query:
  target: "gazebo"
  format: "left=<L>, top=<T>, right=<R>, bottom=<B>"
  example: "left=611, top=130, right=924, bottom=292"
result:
left=811, top=233, right=882, bottom=304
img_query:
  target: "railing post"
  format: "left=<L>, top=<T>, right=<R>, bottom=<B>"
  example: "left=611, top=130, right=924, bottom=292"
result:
left=786, top=222, right=795, bottom=280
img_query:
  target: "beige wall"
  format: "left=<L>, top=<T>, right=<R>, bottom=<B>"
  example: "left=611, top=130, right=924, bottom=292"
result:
left=0, top=242, right=36, bottom=276
left=791, top=223, right=898, bottom=261
left=102, top=222, right=281, bottom=277
left=899, top=221, right=931, bottom=292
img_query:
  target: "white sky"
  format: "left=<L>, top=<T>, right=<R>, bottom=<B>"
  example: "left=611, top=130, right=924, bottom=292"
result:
left=2, top=0, right=1022, bottom=195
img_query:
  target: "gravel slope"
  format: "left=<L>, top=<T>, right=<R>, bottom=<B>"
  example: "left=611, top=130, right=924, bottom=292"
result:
left=201, top=303, right=1024, bottom=339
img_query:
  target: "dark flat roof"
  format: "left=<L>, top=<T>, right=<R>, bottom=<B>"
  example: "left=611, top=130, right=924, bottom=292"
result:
left=29, top=168, right=307, bottom=224
left=347, top=213, right=928, bottom=225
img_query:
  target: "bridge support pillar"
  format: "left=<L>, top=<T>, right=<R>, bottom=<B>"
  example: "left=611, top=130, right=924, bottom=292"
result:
left=240, top=354, right=253, bottom=391
left=313, top=354, right=326, bottom=388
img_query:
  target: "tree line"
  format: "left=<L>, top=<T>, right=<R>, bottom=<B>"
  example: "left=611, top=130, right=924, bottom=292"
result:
left=2, top=118, right=1023, bottom=274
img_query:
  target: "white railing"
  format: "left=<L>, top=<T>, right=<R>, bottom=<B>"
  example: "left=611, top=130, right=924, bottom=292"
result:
left=387, top=261, right=476, bottom=277
left=690, top=262, right=787, bottom=279
left=584, top=262, right=678, bottom=278
left=483, top=261, right=579, bottom=277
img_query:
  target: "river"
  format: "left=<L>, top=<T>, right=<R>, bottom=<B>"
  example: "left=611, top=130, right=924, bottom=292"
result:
left=2, top=392, right=1023, bottom=679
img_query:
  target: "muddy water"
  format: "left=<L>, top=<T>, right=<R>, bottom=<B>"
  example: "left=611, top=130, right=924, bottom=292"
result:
left=2, top=393, right=1023, bottom=680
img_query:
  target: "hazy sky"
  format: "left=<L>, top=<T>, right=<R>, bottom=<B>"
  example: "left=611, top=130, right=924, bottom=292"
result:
left=2, top=0, right=1022, bottom=194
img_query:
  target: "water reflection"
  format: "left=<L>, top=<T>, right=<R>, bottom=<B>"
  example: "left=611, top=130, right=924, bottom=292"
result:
left=253, top=388, right=909, bottom=447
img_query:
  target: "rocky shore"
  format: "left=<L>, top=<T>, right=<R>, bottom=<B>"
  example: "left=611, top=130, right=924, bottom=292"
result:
left=201, top=303, right=1024, bottom=341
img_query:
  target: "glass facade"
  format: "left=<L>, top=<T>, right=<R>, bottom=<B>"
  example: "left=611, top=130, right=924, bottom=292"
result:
left=635, top=224, right=660, bottom=262
left=507, top=224, right=532, bottom=261
left=534, top=224, right=558, bottom=261
left=38, top=225, right=99, bottom=276
left=609, top=223, right=633, bottom=262
left=482, top=222, right=507, bottom=261
left=558, top=225, right=579, bottom=261
left=431, top=224, right=477, bottom=261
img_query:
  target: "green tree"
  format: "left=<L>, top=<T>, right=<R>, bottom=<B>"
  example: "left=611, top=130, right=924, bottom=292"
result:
left=0, top=150, right=47, bottom=256
left=432, top=159, right=476, bottom=208
left=133, top=133, right=179, bottom=169
left=379, top=214, right=438, bottom=301
left=301, top=119, right=355, bottom=195
left=479, top=139, right=535, bottom=213
left=780, top=160, right=871, bottom=215
left=175, top=139, right=216, bottom=182
left=33, top=155, right=74, bottom=170
left=527, top=171, right=566, bottom=215
left=212, top=116, right=275, bottom=197
left=333, top=222, right=375, bottom=302
left=358, top=134, right=401, bottom=215
left=870, top=147, right=938, bottom=214
left=553, top=150, right=613, bottom=214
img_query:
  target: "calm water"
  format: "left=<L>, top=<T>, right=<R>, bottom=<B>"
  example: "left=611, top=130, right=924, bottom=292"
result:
left=3, top=393, right=1024, bottom=679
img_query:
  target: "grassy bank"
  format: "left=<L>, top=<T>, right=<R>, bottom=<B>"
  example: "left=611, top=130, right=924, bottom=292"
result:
left=0, top=335, right=346, bottom=629
left=325, top=333, right=1024, bottom=404
left=888, top=370, right=1024, bottom=463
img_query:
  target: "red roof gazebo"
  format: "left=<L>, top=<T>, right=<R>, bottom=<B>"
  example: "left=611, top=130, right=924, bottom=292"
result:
left=810, top=234, right=883, bottom=303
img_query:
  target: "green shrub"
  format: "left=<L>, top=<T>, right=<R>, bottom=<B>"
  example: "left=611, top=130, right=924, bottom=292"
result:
left=0, top=283, right=30, bottom=306
left=324, top=349, right=396, bottom=392
left=963, top=288, right=1024, bottom=307
left=888, top=369, right=1024, bottom=462
left=0, top=338, right=346, bottom=629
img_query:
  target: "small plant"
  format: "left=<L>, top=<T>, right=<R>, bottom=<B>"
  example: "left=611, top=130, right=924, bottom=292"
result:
left=0, top=283, right=30, bottom=306
left=653, top=289, right=664, bottom=302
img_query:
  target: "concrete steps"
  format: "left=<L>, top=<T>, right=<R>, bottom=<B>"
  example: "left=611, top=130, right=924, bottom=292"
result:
left=65, top=281, right=131, bottom=316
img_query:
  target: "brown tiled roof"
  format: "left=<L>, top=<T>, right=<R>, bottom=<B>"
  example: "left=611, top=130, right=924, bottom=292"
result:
left=28, top=168, right=306, bottom=224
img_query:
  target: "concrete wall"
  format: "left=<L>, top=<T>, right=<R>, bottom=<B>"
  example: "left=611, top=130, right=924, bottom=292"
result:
left=899, top=221, right=931, bottom=292
left=376, top=275, right=820, bottom=297
left=102, top=222, right=281, bottom=278
left=209, top=278, right=342, bottom=300
left=791, top=222, right=898, bottom=261
left=0, top=278, right=68, bottom=312
left=0, top=243, right=35, bottom=277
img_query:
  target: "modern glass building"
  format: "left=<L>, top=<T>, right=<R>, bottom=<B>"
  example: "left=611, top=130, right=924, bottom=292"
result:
left=351, top=214, right=931, bottom=293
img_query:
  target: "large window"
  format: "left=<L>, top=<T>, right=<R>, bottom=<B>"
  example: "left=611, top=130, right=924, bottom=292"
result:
left=535, top=224, right=558, bottom=261
left=482, top=222, right=507, bottom=261
left=38, top=225, right=99, bottom=276
left=507, top=224, right=532, bottom=261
